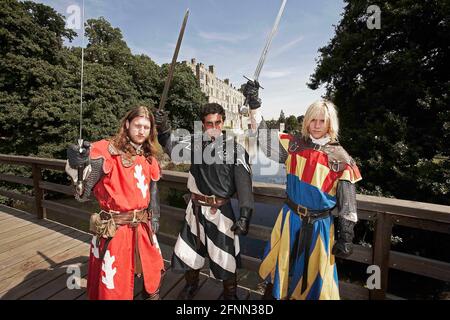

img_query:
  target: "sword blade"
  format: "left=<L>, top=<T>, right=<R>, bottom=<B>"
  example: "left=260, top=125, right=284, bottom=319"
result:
left=158, top=9, right=190, bottom=110
left=253, top=0, right=287, bottom=81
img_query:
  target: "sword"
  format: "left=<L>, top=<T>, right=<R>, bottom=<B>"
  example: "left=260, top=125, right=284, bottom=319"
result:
left=76, top=0, right=86, bottom=195
left=158, top=9, right=190, bottom=110
left=241, top=0, right=288, bottom=119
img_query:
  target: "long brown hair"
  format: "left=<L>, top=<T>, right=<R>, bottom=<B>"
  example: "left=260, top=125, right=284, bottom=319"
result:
left=110, top=106, right=160, bottom=164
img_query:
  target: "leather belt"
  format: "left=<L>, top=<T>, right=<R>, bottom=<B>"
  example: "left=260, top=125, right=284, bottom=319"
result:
left=99, top=209, right=149, bottom=226
left=190, top=193, right=230, bottom=250
left=191, top=193, right=229, bottom=207
left=285, top=197, right=331, bottom=295
left=98, top=208, right=150, bottom=276
left=285, top=197, right=330, bottom=223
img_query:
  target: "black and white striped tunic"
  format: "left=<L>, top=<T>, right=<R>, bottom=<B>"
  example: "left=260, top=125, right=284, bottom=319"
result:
left=161, top=132, right=254, bottom=281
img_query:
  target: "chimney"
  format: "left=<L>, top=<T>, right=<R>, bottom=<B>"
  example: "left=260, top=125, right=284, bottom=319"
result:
left=191, top=58, right=196, bottom=65
left=209, top=65, right=215, bottom=74
left=224, top=79, right=230, bottom=85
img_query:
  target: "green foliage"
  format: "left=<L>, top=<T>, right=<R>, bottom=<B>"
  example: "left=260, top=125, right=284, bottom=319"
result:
left=308, top=0, right=450, bottom=204
left=0, top=0, right=206, bottom=162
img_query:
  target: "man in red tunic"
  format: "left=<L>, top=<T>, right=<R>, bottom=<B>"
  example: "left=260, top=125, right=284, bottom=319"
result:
left=66, top=106, right=164, bottom=300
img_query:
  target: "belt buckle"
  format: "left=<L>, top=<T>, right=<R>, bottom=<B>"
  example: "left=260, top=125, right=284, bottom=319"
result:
left=130, top=209, right=139, bottom=227
left=297, top=204, right=311, bottom=223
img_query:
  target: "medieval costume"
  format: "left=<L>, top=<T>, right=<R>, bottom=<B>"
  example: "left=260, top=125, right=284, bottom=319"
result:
left=66, top=139, right=164, bottom=300
left=257, top=125, right=361, bottom=299
left=243, top=81, right=361, bottom=300
left=157, top=118, right=254, bottom=300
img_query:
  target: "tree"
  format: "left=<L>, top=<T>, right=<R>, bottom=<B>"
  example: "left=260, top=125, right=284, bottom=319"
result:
left=278, top=109, right=286, bottom=123
left=308, top=0, right=450, bottom=205
left=159, top=63, right=206, bottom=131
left=285, top=115, right=300, bottom=133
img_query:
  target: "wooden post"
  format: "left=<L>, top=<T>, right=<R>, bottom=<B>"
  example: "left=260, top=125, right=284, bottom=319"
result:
left=32, top=164, right=45, bottom=219
left=370, top=212, right=393, bottom=300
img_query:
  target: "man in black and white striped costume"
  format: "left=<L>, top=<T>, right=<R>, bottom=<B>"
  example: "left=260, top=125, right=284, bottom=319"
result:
left=155, top=103, right=254, bottom=300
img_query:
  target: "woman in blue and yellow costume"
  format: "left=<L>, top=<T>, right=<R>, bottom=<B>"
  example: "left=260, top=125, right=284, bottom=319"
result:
left=242, top=81, right=362, bottom=300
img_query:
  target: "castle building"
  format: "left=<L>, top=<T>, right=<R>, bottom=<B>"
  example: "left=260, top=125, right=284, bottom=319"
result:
left=183, top=58, right=248, bottom=130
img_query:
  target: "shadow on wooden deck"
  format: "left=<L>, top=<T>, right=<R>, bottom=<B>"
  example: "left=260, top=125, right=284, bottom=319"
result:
left=0, top=205, right=263, bottom=300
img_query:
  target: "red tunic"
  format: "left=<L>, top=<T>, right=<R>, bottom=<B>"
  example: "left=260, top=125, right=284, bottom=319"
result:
left=86, top=140, right=164, bottom=300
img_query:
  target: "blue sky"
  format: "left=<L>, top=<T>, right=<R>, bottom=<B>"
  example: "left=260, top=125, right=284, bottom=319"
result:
left=33, top=0, right=345, bottom=120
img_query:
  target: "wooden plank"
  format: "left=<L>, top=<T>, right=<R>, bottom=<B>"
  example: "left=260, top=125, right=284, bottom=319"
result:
left=48, top=277, right=87, bottom=300
left=0, top=239, right=90, bottom=297
left=39, top=181, right=73, bottom=196
left=344, top=244, right=373, bottom=265
left=0, top=205, right=35, bottom=218
left=389, top=250, right=450, bottom=282
left=241, top=254, right=261, bottom=273
left=163, top=272, right=208, bottom=300
left=0, top=189, right=35, bottom=205
left=0, top=154, right=66, bottom=170
left=339, top=281, right=369, bottom=300
left=0, top=220, right=55, bottom=243
left=41, top=200, right=91, bottom=220
left=391, top=214, right=450, bottom=234
left=356, top=194, right=450, bottom=224
left=159, top=268, right=185, bottom=299
left=248, top=289, right=263, bottom=300
left=20, top=261, right=89, bottom=300
left=0, top=223, right=67, bottom=255
left=0, top=232, right=89, bottom=290
left=370, top=213, right=393, bottom=300
left=0, top=218, right=38, bottom=237
left=32, top=164, right=45, bottom=219
left=0, top=174, right=33, bottom=187
left=193, top=277, right=223, bottom=300
left=0, top=228, right=80, bottom=272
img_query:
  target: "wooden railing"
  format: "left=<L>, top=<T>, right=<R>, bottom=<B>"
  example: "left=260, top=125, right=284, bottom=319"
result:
left=0, top=153, right=449, bottom=300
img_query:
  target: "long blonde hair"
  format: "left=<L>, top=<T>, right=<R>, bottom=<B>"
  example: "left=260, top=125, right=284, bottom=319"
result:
left=301, top=99, right=339, bottom=141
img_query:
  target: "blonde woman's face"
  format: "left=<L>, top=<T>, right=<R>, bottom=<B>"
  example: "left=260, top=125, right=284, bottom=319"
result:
left=308, top=112, right=328, bottom=139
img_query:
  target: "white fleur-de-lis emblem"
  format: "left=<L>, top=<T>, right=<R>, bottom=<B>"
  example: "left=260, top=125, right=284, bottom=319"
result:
left=134, top=164, right=148, bottom=199
left=101, top=250, right=117, bottom=290
left=91, top=236, right=99, bottom=259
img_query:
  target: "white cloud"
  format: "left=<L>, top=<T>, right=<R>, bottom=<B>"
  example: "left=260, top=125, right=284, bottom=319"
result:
left=271, top=35, right=304, bottom=58
left=261, top=69, right=293, bottom=79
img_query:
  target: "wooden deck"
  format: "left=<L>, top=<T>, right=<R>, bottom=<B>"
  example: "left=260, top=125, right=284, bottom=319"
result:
left=0, top=205, right=262, bottom=300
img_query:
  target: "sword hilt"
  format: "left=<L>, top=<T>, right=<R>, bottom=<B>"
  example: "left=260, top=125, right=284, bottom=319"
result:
left=76, top=139, right=85, bottom=195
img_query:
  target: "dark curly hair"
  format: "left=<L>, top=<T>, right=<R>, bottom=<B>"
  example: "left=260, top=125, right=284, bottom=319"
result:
left=200, top=103, right=226, bottom=123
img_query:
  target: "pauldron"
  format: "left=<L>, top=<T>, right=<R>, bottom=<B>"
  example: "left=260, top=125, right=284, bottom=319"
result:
left=288, top=136, right=355, bottom=172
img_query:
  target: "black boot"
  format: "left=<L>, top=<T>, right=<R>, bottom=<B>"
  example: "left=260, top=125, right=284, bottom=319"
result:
left=262, top=282, right=275, bottom=300
left=223, top=275, right=239, bottom=300
left=177, top=269, right=200, bottom=300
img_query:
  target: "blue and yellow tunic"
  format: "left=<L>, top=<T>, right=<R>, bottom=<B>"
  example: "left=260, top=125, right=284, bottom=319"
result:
left=259, top=131, right=361, bottom=300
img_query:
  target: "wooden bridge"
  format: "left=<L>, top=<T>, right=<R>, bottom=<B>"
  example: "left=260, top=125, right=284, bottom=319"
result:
left=0, top=154, right=449, bottom=300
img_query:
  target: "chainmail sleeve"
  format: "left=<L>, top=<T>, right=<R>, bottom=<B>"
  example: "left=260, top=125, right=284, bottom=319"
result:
left=336, top=180, right=358, bottom=223
left=257, top=118, right=288, bottom=164
left=75, top=158, right=105, bottom=202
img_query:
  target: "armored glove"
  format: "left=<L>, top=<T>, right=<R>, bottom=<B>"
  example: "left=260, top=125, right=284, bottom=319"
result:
left=67, top=141, right=91, bottom=168
left=242, top=80, right=261, bottom=110
left=154, top=109, right=171, bottom=134
left=332, top=218, right=356, bottom=258
left=230, top=207, right=252, bottom=236
left=151, top=214, right=160, bottom=234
